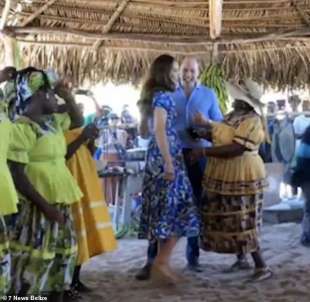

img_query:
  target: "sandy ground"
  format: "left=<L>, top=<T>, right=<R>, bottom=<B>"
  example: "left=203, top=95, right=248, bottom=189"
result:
left=81, top=223, right=310, bottom=302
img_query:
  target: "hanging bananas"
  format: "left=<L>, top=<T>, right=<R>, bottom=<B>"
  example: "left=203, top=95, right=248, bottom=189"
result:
left=200, top=64, right=229, bottom=113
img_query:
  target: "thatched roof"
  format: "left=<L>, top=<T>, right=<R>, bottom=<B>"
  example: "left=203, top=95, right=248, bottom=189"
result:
left=1, top=0, right=310, bottom=87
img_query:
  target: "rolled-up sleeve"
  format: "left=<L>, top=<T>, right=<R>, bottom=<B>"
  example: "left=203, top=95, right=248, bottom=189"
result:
left=207, top=89, right=223, bottom=122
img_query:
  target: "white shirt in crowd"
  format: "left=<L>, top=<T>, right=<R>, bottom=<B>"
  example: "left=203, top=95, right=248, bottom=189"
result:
left=98, top=128, right=128, bottom=154
left=293, top=114, right=310, bottom=137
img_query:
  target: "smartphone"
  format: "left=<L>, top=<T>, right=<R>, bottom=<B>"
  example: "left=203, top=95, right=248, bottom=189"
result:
left=74, top=89, right=91, bottom=95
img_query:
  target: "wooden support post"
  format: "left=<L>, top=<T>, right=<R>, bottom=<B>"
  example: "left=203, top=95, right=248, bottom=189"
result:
left=0, top=0, right=11, bottom=30
left=209, top=0, right=223, bottom=40
left=93, top=0, right=131, bottom=49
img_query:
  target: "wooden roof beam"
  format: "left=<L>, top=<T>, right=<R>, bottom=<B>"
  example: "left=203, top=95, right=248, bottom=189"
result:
left=21, top=0, right=58, bottom=27
left=93, top=0, right=131, bottom=48
left=0, top=0, right=12, bottom=30
left=12, top=26, right=310, bottom=46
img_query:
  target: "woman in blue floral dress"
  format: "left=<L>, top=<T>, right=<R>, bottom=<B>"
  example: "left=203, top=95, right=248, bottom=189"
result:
left=138, top=55, right=200, bottom=284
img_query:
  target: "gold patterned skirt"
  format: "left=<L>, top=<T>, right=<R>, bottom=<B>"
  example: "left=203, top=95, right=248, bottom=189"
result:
left=201, top=192, right=263, bottom=254
left=0, top=216, right=10, bottom=296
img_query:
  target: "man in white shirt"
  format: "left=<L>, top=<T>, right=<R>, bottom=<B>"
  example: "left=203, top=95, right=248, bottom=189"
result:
left=294, top=100, right=310, bottom=142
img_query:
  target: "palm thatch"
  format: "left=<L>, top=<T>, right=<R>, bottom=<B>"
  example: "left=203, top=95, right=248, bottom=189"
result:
left=1, top=0, right=310, bottom=87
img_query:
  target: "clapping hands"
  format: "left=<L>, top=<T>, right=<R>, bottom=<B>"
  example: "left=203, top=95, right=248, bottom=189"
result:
left=81, top=123, right=99, bottom=141
left=193, top=112, right=210, bottom=127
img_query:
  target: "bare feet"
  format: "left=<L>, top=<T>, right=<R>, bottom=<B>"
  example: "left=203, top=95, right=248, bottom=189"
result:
left=151, top=264, right=184, bottom=286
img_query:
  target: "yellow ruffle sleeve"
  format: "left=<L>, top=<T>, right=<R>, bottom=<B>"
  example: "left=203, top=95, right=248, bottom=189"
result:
left=0, top=118, right=19, bottom=215
left=7, top=123, right=36, bottom=164
left=8, top=117, right=82, bottom=205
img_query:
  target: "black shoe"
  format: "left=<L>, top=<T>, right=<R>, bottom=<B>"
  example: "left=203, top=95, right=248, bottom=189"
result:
left=186, top=263, right=204, bottom=273
left=73, top=280, right=92, bottom=293
left=135, top=264, right=152, bottom=281
left=63, top=289, right=81, bottom=301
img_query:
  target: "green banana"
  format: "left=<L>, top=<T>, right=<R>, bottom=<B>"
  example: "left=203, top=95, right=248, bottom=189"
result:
left=200, top=64, right=229, bottom=113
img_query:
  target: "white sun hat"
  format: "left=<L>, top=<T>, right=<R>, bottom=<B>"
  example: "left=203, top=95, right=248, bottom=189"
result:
left=226, top=79, right=266, bottom=116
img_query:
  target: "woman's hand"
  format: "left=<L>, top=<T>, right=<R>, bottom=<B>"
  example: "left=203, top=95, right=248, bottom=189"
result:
left=164, top=161, right=175, bottom=181
left=1, top=27, right=16, bottom=38
left=54, top=79, right=73, bottom=101
left=42, top=204, right=65, bottom=225
left=193, top=112, right=210, bottom=127
left=81, top=124, right=99, bottom=141
left=194, top=128, right=212, bottom=140
left=189, top=148, right=205, bottom=164
left=0, top=66, right=16, bottom=82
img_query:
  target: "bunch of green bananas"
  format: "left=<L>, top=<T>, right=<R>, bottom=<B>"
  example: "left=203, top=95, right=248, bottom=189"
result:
left=200, top=64, right=229, bottom=113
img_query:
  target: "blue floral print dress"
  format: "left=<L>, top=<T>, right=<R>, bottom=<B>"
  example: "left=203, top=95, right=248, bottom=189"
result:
left=138, top=92, right=200, bottom=242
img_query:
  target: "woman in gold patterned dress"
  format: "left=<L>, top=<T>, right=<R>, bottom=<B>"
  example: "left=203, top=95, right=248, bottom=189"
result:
left=191, top=80, right=272, bottom=281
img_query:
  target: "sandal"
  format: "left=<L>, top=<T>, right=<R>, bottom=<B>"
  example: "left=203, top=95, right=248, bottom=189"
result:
left=63, top=288, right=81, bottom=301
left=73, top=280, right=92, bottom=293
left=250, top=267, right=273, bottom=282
left=225, top=259, right=251, bottom=273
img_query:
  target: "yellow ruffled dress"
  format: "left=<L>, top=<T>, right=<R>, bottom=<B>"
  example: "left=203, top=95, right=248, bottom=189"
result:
left=65, top=129, right=117, bottom=265
left=8, top=113, right=82, bottom=294
left=204, top=112, right=267, bottom=195
left=0, top=113, right=18, bottom=295
left=201, top=112, right=268, bottom=254
left=0, top=115, right=18, bottom=215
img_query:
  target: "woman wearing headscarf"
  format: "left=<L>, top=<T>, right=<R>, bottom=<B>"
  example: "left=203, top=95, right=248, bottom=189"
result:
left=0, top=69, right=19, bottom=296
left=8, top=68, right=84, bottom=301
left=291, top=125, right=310, bottom=246
left=192, top=80, right=272, bottom=281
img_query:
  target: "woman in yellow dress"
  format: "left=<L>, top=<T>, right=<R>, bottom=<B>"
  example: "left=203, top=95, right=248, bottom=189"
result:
left=8, top=68, right=84, bottom=301
left=65, top=122, right=117, bottom=292
left=0, top=107, right=18, bottom=296
left=0, top=67, right=18, bottom=296
left=192, top=80, right=272, bottom=281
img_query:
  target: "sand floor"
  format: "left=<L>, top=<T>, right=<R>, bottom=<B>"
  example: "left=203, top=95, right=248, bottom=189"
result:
left=81, top=223, right=310, bottom=302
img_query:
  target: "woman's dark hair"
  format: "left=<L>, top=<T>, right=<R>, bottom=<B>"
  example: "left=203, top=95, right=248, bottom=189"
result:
left=302, top=125, right=310, bottom=145
left=137, top=54, right=176, bottom=118
left=2, top=66, right=17, bottom=80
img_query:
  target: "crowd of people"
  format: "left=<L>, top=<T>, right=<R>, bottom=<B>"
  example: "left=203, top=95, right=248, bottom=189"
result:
left=1, top=54, right=310, bottom=300
left=82, top=95, right=139, bottom=205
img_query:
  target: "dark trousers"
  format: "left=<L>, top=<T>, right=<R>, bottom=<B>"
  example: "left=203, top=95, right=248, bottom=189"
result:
left=301, top=184, right=310, bottom=246
left=146, top=148, right=206, bottom=266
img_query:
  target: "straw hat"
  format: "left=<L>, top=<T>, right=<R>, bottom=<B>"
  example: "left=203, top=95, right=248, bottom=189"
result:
left=226, top=79, right=265, bottom=116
